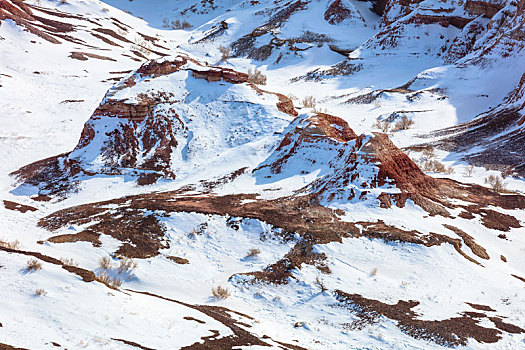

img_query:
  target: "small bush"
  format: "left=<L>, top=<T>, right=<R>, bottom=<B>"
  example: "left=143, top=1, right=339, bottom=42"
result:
left=374, top=119, right=391, bottom=133
left=99, top=256, right=113, bottom=270
left=218, top=45, right=231, bottom=61
left=35, top=289, right=47, bottom=296
left=96, top=272, right=120, bottom=288
left=118, top=258, right=138, bottom=273
left=392, top=116, right=414, bottom=131
left=248, top=69, right=267, bottom=85
left=314, top=275, right=327, bottom=292
left=464, top=165, right=475, bottom=177
left=27, top=259, right=42, bottom=272
left=485, top=175, right=507, bottom=193
left=111, top=277, right=122, bottom=288
left=445, top=166, right=454, bottom=174
left=421, top=147, right=436, bottom=162
left=212, top=286, right=231, bottom=299
left=60, top=257, right=79, bottom=267
left=421, top=159, right=447, bottom=173
left=370, top=267, right=378, bottom=276
left=132, top=37, right=151, bottom=56
left=245, top=248, right=261, bottom=258
left=0, top=239, right=20, bottom=250
left=302, top=96, right=316, bottom=108
left=163, top=19, right=193, bottom=30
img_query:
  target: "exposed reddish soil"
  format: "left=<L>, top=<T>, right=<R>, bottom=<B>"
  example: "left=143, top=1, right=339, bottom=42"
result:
left=127, top=289, right=305, bottom=349
left=3, top=200, right=37, bottom=213
left=47, top=231, right=101, bottom=247
left=334, top=290, right=524, bottom=346
left=324, top=0, right=354, bottom=25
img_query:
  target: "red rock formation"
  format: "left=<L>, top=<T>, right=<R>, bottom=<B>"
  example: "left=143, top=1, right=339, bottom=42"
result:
left=324, top=0, right=352, bottom=25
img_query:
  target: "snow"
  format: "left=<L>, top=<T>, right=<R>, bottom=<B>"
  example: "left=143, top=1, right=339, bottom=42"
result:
left=1, top=0, right=525, bottom=348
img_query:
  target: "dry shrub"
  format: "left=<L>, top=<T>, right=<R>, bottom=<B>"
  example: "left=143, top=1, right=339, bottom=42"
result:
left=219, top=45, right=231, bottom=61
left=0, top=239, right=21, bottom=250
left=60, top=257, right=79, bottom=267
left=212, top=286, right=231, bottom=299
left=302, top=95, right=316, bottom=108
left=421, top=159, right=447, bottom=173
left=99, top=256, right=113, bottom=270
left=446, top=166, right=455, bottom=174
left=464, top=165, right=475, bottom=177
left=118, top=258, right=138, bottom=273
left=97, top=271, right=111, bottom=284
left=374, top=119, right=391, bottom=133
left=35, top=289, right=47, bottom=296
left=314, top=275, right=327, bottom=292
left=392, top=116, right=414, bottom=131
left=163, top=19, right=193, bottom=30
left=421, top=147, right=436, bottom=162
left=111, top=277, right=122, bottom=288
left=248, top=69, right=267, bottom=85
left=132, top=37, right=151, bottom=56
left=485, top=175, right=507, bottom=193
left=370, top=267, right=378, bottom=276
left=27, top=259, right=42, bottom=272
left=245, top=248, right=261, bottom=258
left=96, top=272, right=121, bottom=288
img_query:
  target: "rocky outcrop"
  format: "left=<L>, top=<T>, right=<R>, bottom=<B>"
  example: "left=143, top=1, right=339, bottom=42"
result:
left=12, top=54, right=296, bottom=194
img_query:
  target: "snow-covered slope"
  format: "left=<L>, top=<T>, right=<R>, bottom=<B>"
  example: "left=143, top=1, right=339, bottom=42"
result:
left=2, top=0, right=525, bottom=349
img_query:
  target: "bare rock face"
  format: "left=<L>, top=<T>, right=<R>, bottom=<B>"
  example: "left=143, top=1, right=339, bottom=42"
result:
left=12, top=54, right=296, bottom=195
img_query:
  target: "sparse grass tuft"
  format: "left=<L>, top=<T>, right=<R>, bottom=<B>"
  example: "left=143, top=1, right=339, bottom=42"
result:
left=35, top=288, right=47, bottom=296
left=464, top=165, right=475, bottom=177
left=370, top=267, right=378, bottom=277
left=117, top=258, right=138, bottom=273
left=302, top=95, right=316, bottom=108
left=245, top=248, right=261, bottom=258
left=0, top=238, right=21, bottom=250
left=96, top=271, right=123, bottom=289
left=99, top=256, right=113, bottom=270
left=374, top=119, right=391, bottom=133
left=392, top=115, right=414, bottom=131
left=248, top=69, right=267, bottom=85
left=212, top=286, right=231, bottom=299
left=60, top=257, right=79, bottom=267
left=314, top=275, right=327, bottom=292
left=27, top=259, right=42, bottom=272
left=485, top=174, right=507, bottom=193
left=219, top=45, right=231, bottom=61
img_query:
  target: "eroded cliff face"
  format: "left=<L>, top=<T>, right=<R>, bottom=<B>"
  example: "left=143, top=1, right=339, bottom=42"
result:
left=12, top=54, right=297, bottom=192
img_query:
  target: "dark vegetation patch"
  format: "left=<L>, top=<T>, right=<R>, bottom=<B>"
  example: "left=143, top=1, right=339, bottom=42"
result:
left=334, top=290, right=524, bottom=347
left=47, top=231, right=101, bottom=247
left=167, top=256, right=189, bottom=264
left=3, top=200, right=37, bottom=213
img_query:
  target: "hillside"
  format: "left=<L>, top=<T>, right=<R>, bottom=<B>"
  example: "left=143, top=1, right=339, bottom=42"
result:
left=1, top=0, right=525, bottom=349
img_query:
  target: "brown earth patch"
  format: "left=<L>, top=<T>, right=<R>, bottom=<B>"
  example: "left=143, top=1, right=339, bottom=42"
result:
left=443, top=224, right=489, bottom=259
left=167, top=256, right=189, bottom=264
left=47, top=231, right=101, bottom=247
left=466, top=302, right=496, bottom=312
left=183, top=316, right=205, bottom=324
left=3, top=200, right=37, bottom=213
left=334, top=290, right=523, bottom=346
left=126, top=289, right=303, bottom=349
left=111, top=338, right=154, bottom=350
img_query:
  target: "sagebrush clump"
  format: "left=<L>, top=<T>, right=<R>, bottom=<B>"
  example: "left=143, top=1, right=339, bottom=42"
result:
left=212, top=286, right=230, bottom=299
left=27, top=259, right=42, bottom=272
left=485, top=174, right=507, bottom=193
left=248, top=69, right=267, bottom=85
